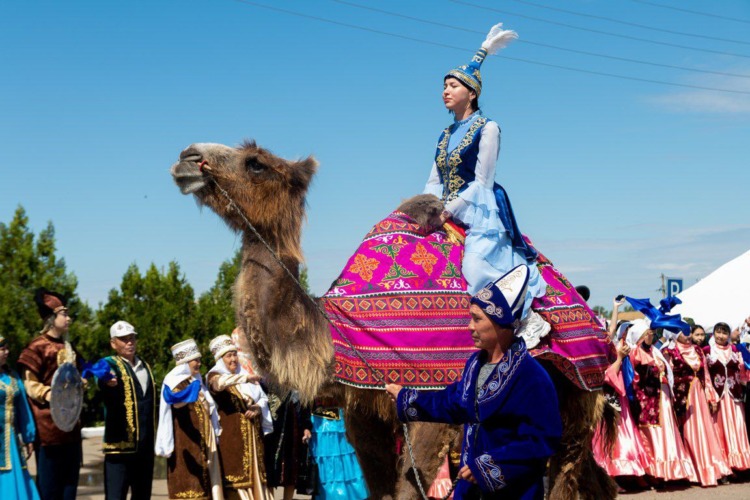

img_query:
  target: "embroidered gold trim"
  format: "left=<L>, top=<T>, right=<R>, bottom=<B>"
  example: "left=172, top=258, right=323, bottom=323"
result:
left=193, top=396, right=211, bottom=488
left=435, top=117, right=488, bottom=203
left=0, top=376, right=17, bottom=471
left=173, top=490, right=209, bottom=499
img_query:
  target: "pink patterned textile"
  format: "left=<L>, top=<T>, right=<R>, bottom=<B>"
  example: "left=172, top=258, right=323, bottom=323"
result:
left=323, top=212, right=475, bottom=388
left=526, top=239, right=615, bottom=390
left=323, top=213, right=614, bottom=390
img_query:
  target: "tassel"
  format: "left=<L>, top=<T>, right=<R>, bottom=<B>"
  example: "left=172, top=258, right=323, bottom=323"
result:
left=481, top=23, right=518, bottom=55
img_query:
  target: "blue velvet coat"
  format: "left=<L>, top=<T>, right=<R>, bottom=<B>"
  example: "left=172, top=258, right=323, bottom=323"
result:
left=397, top=339, right=561, bottom=499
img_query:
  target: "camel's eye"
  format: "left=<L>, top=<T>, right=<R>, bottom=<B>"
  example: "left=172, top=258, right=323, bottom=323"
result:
left=245, top=157, right=266, bottom=174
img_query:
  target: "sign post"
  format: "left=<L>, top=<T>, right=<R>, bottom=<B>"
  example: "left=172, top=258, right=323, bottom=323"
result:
left=666, top=278, right=683, bottom=298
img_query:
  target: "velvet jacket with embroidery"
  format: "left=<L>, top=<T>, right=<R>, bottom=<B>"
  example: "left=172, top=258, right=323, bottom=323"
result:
left=98, top=356, right=155, bottom=455
left=432, top=115, right=536, bottom=261
left=662, top=345, right=705, bottom=426
left=704, top=344, right=745, bottom=402
left=396, top=339, right=561, bottom=499
left=630, top=344, right=667, bottom=426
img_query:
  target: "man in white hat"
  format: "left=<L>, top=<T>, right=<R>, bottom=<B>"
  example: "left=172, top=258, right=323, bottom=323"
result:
left=96, top=320, right=156, bottom=500
left=155, top=339, right=224, bottom=500
left=386, top=265, right=562, bottom=499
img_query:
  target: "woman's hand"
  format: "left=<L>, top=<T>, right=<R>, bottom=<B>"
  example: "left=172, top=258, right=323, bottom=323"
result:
left=617, top=340, right=630, bottom=360
left=302, top=429, right=312, bottom=444
left=613, top=296, right=626, bottom=309
left=25, top=443, right=34, bottom=460
left=385, top=384, right=403, bottom=402
left=710, top=402, right=718, bottom=414
left=245, top=373, right=262, bottom=384
left=439, top=210, right=452, bottom=225
left=458, top=465, right=477, bottom=484
left=244, top=404, right=261, bottom=419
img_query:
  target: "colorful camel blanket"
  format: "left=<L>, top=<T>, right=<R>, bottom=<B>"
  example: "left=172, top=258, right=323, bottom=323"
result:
left=323, top=212, right=475, bottom=389
left=525, top=238, right=615, bottom=390
left=323, top=213, right=615, bottom=391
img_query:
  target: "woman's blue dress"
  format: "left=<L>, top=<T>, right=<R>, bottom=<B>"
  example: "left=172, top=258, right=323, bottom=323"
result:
left=424, top=110, right=546, bottom=310
left=309, top=408, right=369, bottom=499
left=0, top=369, right=40, bottom=500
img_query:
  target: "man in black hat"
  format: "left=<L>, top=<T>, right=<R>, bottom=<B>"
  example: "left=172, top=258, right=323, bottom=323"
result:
left=17, top=288, right=84, bottom=500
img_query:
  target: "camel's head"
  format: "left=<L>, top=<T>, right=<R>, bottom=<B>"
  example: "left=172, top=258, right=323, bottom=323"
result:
left=171, top=141, right=317, bottom=262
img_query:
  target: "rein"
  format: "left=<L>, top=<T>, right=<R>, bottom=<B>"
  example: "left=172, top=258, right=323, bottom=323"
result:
left=204, top=171, right=458, bottom=500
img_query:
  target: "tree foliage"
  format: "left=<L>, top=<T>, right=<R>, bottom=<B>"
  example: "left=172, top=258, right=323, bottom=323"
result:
left=1, top=207, right=317, bottom=418
left=0, top=206, right=93, bottom=359
left=90, top=262, right=199, bottom=384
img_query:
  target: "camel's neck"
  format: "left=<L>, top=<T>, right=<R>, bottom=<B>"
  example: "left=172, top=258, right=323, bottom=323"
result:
left=235, top=239, right=334, bottom=403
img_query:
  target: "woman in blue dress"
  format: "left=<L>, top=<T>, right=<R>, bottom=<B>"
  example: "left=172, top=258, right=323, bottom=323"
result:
left=425, top=23, right=546, bottom=313
left=0, top=334, right=41, bottom=500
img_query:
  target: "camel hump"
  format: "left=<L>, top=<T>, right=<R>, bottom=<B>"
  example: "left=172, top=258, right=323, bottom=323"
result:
left=396, top=194, right=444, bottom=233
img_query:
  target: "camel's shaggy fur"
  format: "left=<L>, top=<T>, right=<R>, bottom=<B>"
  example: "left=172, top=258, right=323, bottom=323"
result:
left=170, top=141, right=616, bottom=500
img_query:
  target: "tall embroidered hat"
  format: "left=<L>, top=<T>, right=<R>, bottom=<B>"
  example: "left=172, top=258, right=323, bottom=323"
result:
left=34, top=287, right=68, bottom=320
left=445, top=22, right=518, bottom=96
left=209, top=335, right=236, bottom=360
left=171, top=338, right=201, bottom=365
left=471, top=264, right=530, bottom=326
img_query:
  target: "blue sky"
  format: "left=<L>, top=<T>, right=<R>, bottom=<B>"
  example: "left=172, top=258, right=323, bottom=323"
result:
left=2, top=0, right=749, bottom=312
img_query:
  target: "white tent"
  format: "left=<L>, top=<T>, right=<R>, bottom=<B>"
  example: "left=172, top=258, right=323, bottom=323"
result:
left=672, top=249, right=750, bottom=330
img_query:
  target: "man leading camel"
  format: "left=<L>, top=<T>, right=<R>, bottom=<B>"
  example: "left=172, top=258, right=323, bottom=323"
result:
left=386, top=265, right=562, bottom=499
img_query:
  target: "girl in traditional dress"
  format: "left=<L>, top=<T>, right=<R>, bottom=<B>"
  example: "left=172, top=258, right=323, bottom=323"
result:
left=628, top=320, right=697, bottom=483
left=423, top=23, right=546, bottom=310
left=207, top=335, right=274, bottom=500
left=662, top=331, right=731, bottom=486
left=690, top=325, right=707, bottom=348
left=0, top=334, right=40, bottom=500
left=155, top=339, right=224, bottom=500
left=704, top=322, right=750, bottom=471
left=592, top=323, right=652, bottom=484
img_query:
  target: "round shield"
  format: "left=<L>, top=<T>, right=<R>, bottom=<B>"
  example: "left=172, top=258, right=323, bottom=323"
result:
left=50, top=361, right=84, bottom=432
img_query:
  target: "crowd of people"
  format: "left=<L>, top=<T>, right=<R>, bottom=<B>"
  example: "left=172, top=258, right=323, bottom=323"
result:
left=4, top=18, right=748, bottom=500
left=592, top=296, right=750, bottom=491
left=0, top=288, right=370, bottom=500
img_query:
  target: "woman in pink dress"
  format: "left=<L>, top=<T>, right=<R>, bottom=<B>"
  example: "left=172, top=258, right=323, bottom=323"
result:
left=662, top=330, right=731, bottom=486
left=704, top=322, right=750, bottom=471
left=592, top=327, right=652, bottom=480
left=628, top=319, right=697, bottom=483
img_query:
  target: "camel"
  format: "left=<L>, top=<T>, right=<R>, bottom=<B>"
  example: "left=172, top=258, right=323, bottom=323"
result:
left=170, top=140, right=617, bottom=499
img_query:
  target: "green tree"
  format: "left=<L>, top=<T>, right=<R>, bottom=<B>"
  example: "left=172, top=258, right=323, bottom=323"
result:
left=90, top=262, right=198, bottom=384
left=0, top=206, right=94, bottom=359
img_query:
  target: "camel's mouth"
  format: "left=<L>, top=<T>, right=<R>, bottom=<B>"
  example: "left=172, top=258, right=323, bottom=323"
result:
left=171, top=150, right=208, bottom=195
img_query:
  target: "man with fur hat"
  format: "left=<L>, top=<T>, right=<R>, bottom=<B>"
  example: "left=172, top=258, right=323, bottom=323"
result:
left=386, top=265, right=562, bottom=499
left=96, top=320, right=156, bottom=500
left=17, top=288, right=84, bottom=500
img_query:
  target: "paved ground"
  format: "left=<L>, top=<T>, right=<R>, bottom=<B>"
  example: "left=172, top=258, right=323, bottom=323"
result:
left=26, top=435, right=750, bottom=499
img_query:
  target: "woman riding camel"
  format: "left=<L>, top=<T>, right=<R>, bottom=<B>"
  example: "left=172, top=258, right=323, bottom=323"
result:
left=424, top=23, right=546, bottom=312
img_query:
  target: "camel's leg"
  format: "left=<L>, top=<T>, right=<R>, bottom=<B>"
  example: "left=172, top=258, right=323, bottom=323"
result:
left=547, top=370, right=617, bottom=500
left=345, top=407, right=399, bottom=499
left=395, top=422, right=460, bottom=500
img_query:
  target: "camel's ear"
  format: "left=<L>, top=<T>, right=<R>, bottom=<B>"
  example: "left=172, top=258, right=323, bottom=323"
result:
left=290, top=156, right=318, bottom=191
